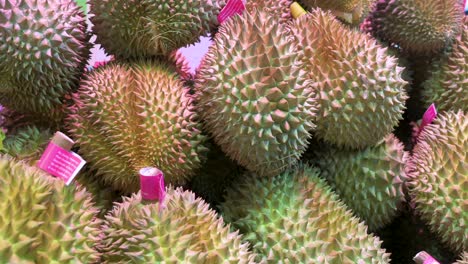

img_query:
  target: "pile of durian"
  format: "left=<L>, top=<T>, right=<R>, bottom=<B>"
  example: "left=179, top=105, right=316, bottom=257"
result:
left=0, top=0, right=466, bottom=263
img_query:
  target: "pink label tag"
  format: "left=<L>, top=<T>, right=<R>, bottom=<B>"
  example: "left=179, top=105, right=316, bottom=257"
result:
left=37, top=142, right=86, bottom=185
left=217, top=0, right=245, bottom=24
left=423, top=256, right=440, bottom=264
left=139, top=167, right=165, bottom=202
left=419, top=104, right=438, bottom=135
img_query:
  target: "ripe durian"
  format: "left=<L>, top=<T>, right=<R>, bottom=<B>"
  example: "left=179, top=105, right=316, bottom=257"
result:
left=90, top=0, right=226, bottom=58
left=407, top=110, right=467, bottom=252
left=0, top=155, right=101, bottom=263
left=310, top=134, right=408, bottom=230
left=220, top=164, right=390, bottom=263
left=245, top=0, right=293, bottom=23
left=454, top=252, right=468, bottom=264
left=68, top=61, right=207, bottom=193
left=422, top=20, right=468, bottom=112
left=290, top=9, right=407, bottom=149
left=100, top=187, right=256, bottom=263
left=195, top=10, right=317, bottom=176
left=363, top=0, right=464, bottom=54
left=0, top=0, right=89, bottom=122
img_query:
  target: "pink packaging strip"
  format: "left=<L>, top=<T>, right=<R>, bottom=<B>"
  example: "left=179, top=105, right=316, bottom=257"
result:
left=139, top=167, right=165, bottom=202
left=37, top=142, right=86, bottom=185
left=418, top=104, right=438, bottom=136
left=217, top=0, right=245, bottom=24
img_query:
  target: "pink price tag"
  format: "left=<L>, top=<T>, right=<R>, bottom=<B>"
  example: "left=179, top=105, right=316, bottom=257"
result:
left=418, top=104, right=438, bottom=135
left=37, top=142, right=86, bottom=185
left=217, top=0, right=245, bottom=24
left=423, top=257, right=440, bottom=264
left=139, top=167, right=165, bottom=202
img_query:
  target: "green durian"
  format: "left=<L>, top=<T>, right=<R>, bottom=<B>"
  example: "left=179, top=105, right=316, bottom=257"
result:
left=455, top=252, right=468, bottom=264
left=68, top=61, right=207, bottom=193
left=362, top=0, right=464, bottom=54
left=0, top=155, right=101, bottom=263
left=220, top=164, right=390, bottom=263
left=422, top=19, right=468, bottom=112
left=195, top=9, right=317, bottom=177
left=245, top=0, right=293, bottom=23
left=100, top=187, right=256, bottom=263
left=407, top=110, right=467, bottom=252
left=290, top=9, right=408, bottom=149
left=90, top=0, right=226, bottom=58
left=0, top=0, right=89, bottom=123
left=310, top=134, right=408, bottom=230
left=2, top=125, right=52, bottom=165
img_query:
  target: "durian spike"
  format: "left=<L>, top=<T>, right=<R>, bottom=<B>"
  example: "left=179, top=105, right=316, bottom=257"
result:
left=291, top=2, right=307, bottom=18
left=413, top=251, right=441, bottom=264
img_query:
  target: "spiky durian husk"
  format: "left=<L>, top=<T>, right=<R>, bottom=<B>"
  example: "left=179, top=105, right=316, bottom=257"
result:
left=310, top=134, right=408, bottom=230
left=168, top=50, right=193, bottom=82
left=195, top=10, right=317, bottom=177
left=90, top=0, right=226, bottom=58
left=362, top=0, right=464, bottom=54
left=421, top=20, right=468, bottom=112
left=2, top=125, right=51, bottom=165
left=289, top=10, right=407, bottom=149
left=0, top=156, right=101, bottom=263
left=0, top=0, right=88, bottom=122
left=188, top=141, right=244, bottom=206
left=68, top=61, right=207, bottom=193
left=407, top=111, right=467, bottom=252
left=300, top=0, right=374, bottom=26
left=220, top=165, right=390, bottom=263
left=245, top=0, right=293, bottom=23
left=101, top=188, right=256, bottom=263
left=454, top=252, right=468, bottom=264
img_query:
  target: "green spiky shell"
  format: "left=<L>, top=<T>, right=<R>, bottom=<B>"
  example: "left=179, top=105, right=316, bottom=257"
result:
left=0, top=155, right=101, bottom=263
left=363, top=0, right=464, bottom=54
left=68, top=61, right=207, bottom=193
left=310, top=134, right=408, bottom=230
left=407, top=111, right=467, bottom=252
left=195, top=10, right=317, bottom=176
left=245, top=0, right=293, bottom=23
left=188, top=141, right=244, bottom=206
left=454, top=252, right=468, bottom=264
left=0, top=0, right=88, bottom=122
left=289, top=10, right=407, bottom=149
left=90, top=0, right=226, bottom=58
left=2, top=125, right=51, bottom=165
left=221, top=165, right=390, bottom=263
left=422, top=20, right=468, bottom=112
left=101, top=187, right=256, bottom=263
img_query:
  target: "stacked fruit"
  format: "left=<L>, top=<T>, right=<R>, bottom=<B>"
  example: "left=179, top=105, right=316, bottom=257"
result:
left=0, top=0, right=466, bottom=263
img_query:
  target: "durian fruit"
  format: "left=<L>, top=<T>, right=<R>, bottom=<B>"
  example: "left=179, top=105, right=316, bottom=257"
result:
left=299, top=0, right=374, bottom=26
left=2, top=125, right=52, bottom=165
left=289, top=9, right=408, bottom=149
left=188, top=140, right=245, bottom=206
left=68, top=60, right=207, bottom=193
left=0, top=155, right=101, bottom=263
left=310, top=134, right=408, bottom=230
left=245, top=0, right=293, bottom=23
left=90, top=0, right=226, bottom=58
left=0, top=0, right=89, bottom=123
left=421, top=19, right=468, bottom=112
left=100, top=187, right=256, bottom=263
left=195, top=10, right=317, bottom=177
left=220, top=164, right=390, bottom=263
left=363, top=0, right=464, bottom=54
left=406, top=110, right=467, bottom=252
left=454, top=252, right=468, bottom=264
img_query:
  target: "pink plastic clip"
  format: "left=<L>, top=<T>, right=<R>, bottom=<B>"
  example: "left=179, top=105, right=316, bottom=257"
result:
left=217, top=0, right=245, bottom=24
left=37, top=141, right=86, bottom=185
left=418, top=104, right=438, bottom=135
left=139, top=167, right=165, bottom=203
